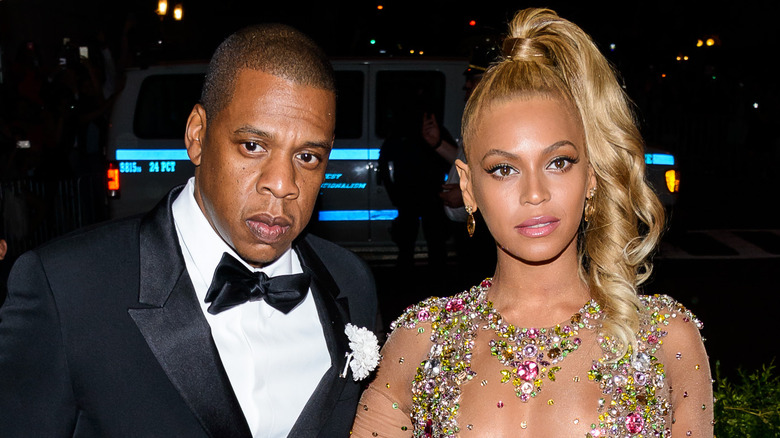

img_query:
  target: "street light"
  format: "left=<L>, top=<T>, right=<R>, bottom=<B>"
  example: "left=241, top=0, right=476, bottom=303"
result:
left=157, top=0, right=168, bottom=16
left=173, top=4, right=183, bottom=20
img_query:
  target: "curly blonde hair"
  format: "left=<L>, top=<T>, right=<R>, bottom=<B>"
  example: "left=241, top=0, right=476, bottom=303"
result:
left=462, top=8, right=665, bottom=358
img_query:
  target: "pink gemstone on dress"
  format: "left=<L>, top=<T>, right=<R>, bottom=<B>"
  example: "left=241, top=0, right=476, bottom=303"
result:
left=625, top=412, right=644, bottom=433
left=497, top=401, right=504, bottom=408
left=445, top=298, right=465, bottom=312
left=481, top=279, right=492, bottom=288
left=648, top=334, right=658, bottom=344
left=417, top=309, right=431, bottom=321
left=517, top=360, right=539, bottom=381
left=527, top=328, right=539, bottom=339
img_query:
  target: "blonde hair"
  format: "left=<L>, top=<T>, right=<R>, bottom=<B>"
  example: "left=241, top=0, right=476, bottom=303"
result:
left=462, top=8, right=665, bottom=358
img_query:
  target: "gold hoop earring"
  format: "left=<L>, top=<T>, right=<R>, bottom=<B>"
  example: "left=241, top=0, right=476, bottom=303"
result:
left=465, top=206, right=476, bottom=237
left=584, top=187, right=596, bottom=222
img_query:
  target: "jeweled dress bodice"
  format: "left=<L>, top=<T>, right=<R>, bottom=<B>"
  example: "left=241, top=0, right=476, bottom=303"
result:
left=352, top=280, right=713, bottom=437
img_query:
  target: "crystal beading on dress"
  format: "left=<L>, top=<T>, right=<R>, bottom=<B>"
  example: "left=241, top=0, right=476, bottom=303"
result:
left=387, top=279, right=706, bottom=438
left=486, top=288, right=601, bottom=403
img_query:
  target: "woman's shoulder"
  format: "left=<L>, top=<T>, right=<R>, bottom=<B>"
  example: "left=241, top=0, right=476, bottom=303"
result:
left=391, top=283, right=487, bottom=331
left=636, top=294, right=707, bottom=361
left=637, top=294, right=704, bottom=330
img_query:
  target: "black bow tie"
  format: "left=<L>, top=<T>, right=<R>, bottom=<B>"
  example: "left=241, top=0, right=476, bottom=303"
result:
left=204, top=253, right=311, bottom=315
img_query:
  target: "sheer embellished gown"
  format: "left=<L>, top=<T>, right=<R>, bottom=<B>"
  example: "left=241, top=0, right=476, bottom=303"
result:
left=352, top=279, right=713, bottom=437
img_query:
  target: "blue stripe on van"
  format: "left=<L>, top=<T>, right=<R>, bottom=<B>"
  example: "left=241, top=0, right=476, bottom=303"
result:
left=115, top=148, right=381, bottom=161
left=328, top=149, right=381, bottom=160
left=645, top=153, right=675, bottom=165
left=318, top=209, right=398, bottom=221
left=116, top=149, right=190, bottom=161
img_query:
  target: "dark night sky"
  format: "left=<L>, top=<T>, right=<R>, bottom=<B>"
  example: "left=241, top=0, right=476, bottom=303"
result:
left=3, top=0, right=775, bottom=107
left=1, top=0, right=774, bottom=64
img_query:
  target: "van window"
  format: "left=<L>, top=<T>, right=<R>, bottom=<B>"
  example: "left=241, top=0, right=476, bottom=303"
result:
left=133, top=74, right=204, bottom=139
left=334, top=70, right=364, bottom=139
left=375, top=71, right=446, bottom=139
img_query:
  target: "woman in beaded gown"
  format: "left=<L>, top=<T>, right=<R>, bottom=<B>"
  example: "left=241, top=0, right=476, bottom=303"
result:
left=351, top=7, right=713, bottom=438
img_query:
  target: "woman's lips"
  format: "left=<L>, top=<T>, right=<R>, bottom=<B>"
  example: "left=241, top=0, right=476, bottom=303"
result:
left=515, top=216, right=560, bottom=238
left=246, top=214, right=291, bottom=243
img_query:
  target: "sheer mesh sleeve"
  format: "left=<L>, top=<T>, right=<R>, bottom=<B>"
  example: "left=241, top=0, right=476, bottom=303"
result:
left=352, top=322, right=433, bottom=437
left=659, top=301, right=714, bottom=437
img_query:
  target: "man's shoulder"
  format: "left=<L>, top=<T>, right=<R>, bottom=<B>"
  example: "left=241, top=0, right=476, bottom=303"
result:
left=301, top=233, right=361, bottom=262
left=301, top=233, right=373, bottom=281
left=299, top=232, right=375, bottom=295
left=36, top=214, right=144, bottom=258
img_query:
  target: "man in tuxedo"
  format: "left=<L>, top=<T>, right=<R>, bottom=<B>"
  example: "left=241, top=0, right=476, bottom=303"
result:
left=0, top=23, right=378, bottom=437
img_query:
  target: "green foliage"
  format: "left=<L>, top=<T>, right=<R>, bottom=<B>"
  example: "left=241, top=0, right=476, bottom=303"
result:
left=714, top=360, right=780, bottom=437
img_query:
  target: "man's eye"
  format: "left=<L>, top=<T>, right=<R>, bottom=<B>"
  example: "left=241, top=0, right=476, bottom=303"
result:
left=242, top=142, right=263, bottom=153
left=298, top=152, right=320, bottom=164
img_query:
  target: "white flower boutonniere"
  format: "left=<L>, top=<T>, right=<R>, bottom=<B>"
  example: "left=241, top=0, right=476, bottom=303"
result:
left=340, top=323, right=380, bottom=381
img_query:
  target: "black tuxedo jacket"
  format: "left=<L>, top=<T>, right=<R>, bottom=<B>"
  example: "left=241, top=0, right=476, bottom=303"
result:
left=0, top=187, right=378, bottom=437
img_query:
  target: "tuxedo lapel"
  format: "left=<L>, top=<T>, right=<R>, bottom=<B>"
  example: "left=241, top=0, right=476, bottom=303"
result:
left=288, top=235, right=353, bottom=436
left=128, top=187, right=251, bottom=438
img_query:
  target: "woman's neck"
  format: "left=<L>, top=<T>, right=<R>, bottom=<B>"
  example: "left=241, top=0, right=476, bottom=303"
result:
left=486, top=245, right=591, bottom=327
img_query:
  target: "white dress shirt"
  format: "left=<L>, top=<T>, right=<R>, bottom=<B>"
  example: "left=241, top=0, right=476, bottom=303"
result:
left=171, top=178, right=330, bottom=438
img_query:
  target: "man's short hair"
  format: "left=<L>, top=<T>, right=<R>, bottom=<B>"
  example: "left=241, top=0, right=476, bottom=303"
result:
left=200, top=23, right=336, bottom=120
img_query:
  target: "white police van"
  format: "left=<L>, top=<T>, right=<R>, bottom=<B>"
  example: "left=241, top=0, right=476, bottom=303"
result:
left=106, top=59, right=679, bottom=249
left=106, top=59, right=470, bottom=248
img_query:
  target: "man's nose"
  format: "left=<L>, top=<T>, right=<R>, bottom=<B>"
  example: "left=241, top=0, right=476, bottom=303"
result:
left=256, top=154, right=300, bottom=199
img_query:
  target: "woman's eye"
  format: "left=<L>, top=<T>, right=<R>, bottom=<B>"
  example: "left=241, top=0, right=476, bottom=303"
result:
left=548, top=157, right=576, bottom=171
left=551, top=158, right=567, bottom=169
left=488, top=164, right=516, bottom=177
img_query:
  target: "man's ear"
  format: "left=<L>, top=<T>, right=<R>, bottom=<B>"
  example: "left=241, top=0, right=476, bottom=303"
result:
left=0, top=239, right=7, bottom=261
left=456, top=158, right=477, bottom=212
left=185, top=104, right=207, bottom=166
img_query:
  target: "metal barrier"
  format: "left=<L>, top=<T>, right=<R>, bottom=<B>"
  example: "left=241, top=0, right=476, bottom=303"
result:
left=1, top=176, right=106, bottom=261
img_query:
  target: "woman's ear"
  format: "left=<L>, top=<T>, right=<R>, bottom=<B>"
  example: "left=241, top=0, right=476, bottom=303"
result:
left=587, top=164, right=598, bottom=194
left=456, top=158, right=477, bottom=212
left=185, top=104, right=207, bottom=166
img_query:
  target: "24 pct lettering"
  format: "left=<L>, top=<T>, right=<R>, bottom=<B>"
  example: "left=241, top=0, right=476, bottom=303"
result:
left=148, top=161, right=177, bottom=173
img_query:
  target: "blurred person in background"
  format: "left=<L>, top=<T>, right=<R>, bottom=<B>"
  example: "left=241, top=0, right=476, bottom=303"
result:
left=379, top=89, right=454, bottom=276
left=421, top=45, right=500, bottom=282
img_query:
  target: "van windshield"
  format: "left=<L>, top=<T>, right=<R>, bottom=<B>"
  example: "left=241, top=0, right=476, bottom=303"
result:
left=133, top=74, right=204, bottom=139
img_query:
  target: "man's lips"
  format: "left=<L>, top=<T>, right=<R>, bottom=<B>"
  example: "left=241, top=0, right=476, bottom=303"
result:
left=515, top=216, right=560, bottom=237
left=246, top=214, right=292, bottom=243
